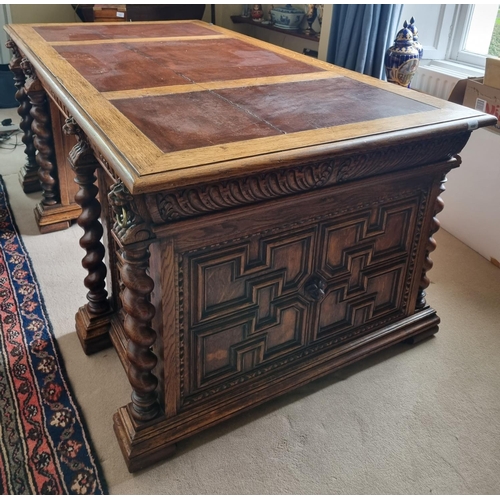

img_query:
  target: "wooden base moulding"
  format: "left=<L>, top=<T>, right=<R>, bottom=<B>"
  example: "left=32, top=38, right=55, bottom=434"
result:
left=18, top=164, right=42, bottom=193
left=75, top=304, right=114, bottom=355
left=34, top=202, right=80, bottom=233
left=111, top=307, right=439, bottom=472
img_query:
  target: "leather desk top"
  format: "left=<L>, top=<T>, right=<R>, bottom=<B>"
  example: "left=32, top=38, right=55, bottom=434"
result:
left=4, top=21, right=495, bottom=193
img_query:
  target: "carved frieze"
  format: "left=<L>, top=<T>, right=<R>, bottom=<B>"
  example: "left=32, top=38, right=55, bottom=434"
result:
left=151, top=132, right=469, bottom=224
left=155, top=161, right=335, bottom=221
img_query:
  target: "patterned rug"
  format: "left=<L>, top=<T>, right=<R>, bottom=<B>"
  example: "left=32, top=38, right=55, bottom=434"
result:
left=0, top=177, right=107, bottom=494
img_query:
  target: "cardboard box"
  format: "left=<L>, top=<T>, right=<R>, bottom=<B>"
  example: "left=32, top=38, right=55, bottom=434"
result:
left=484, top=57, right=500, bottom=90
left=93, top=4, right=127, bottom=22
left=462, top=77, right=500, bottom=134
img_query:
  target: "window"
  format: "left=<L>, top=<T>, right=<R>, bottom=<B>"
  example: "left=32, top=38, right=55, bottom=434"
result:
left=401, top=4, right=499, bottom=71
left=448, top=4, right=500, bottom=67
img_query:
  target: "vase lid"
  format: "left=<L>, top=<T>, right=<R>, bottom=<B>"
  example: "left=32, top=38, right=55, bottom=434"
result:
left=408, top=18, right=419, bottom=38
left=272, top=4, right=304, bottom=14
left=394, top=22, right=414, bottom=46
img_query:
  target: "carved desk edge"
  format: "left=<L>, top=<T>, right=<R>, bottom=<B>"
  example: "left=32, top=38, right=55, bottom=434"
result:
left=145, top=130, right=470, bottom=224
left=4, top=34, right=136, bottom=189
left=90, top=125, right=470, bottom=249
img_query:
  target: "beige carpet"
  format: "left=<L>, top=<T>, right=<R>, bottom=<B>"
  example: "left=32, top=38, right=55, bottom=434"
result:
left=1, top=106, right=500, bottom=494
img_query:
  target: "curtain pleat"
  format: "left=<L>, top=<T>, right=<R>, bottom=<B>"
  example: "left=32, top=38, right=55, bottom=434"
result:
left=327, top=4, right=404, bottom=80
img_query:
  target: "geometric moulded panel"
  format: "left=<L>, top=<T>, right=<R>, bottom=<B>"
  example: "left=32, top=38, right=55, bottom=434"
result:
left=180, top=191, right=426, bottom=405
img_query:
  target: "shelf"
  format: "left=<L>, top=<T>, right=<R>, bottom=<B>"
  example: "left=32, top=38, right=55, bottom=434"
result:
left=230, top=15, right=320, bottom=43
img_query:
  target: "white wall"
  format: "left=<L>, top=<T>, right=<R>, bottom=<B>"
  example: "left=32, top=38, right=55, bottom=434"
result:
left=439, top=128, right=500, bottom=265
left=400, top=4, right=455, bottom=60
left=9, top=4, right=80, bottom=24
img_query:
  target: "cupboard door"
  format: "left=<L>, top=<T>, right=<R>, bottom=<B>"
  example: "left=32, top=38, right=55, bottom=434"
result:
left=313, top=196, right=423, bottom=344
left=173, top=176, right=429, bottom=409
left=183, top=227, right=318, bottom=399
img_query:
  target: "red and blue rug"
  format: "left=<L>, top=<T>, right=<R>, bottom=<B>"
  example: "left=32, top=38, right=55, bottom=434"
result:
left=0, top=176, right=107, bottom=494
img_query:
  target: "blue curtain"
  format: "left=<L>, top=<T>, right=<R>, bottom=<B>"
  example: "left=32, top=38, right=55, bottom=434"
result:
left=327, top=4, right=403, bottom=80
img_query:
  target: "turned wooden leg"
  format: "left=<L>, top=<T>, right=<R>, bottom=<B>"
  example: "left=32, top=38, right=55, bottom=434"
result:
left=74, top=169, right=109, bottom=315
left=64, top=117, right=113, bottom=354
left=416, top=175, right=446, bottom=310
left=21, top=58, right=59, bottom=206
left=406, top=174, right=447, bottom=345
left=21, top=58, right=72, bottom=233
left=107, top=181, right=167, bottom=469
left=121, top=243, right=160, bottom=421
left=112, top=241, right=174, bottom=472
left=5, top=40, right=39, bottom=193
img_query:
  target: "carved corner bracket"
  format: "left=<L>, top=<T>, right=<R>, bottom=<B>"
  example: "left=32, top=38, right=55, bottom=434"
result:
left=63, top=116, right=95, bottom=167
left=108, top=181, right=155, bottom=247
left=6, top=39, right=22, bottom=69
left=20, top=57, right=43, bottom=94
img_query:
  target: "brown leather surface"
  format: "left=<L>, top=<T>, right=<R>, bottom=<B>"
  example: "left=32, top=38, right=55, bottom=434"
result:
left=215, top=77, right=437, bottom=133
left=55, top=43, right=191, bottom=92
left=112, top=77, right=436, bottom=153
left=127, top=39, right=324, bottom=83
left=34, top=22, right=219, bottom=41
left=112, top=91, right=280, bottom=152
left=54, top=38, right=324, bottom=92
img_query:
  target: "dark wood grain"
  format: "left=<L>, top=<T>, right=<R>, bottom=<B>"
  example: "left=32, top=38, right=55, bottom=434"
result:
left=21, top=58, right=59, bottom=206
left=64, top=117, right=113, bottom=353
left=6, top=40, right=39, bottom=193
left=416, top=174, right=447, bottom=309
left=5, top=20, right=495, bottom=473
left=120, top=243, right=160, bottom=422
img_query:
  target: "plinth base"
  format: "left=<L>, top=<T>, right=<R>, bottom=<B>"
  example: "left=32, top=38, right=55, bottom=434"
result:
left=113, top=408, right=177, bottom=473
left=18, top=164, right=41, bottom=193
left=34, top=201, right=81, bottom=234
left=75, top=304, right=113, bottom=355
left=112, top=307, right=440, bottom=472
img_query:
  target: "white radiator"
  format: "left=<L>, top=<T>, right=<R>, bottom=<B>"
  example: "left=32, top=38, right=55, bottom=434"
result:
left=410, top=65, right=462, bottom=100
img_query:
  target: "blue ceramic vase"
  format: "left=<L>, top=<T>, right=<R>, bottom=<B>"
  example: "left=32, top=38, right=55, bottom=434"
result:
left=384, top=21, right=420, bottom=88
left=408, top=17, right=423, bottom=60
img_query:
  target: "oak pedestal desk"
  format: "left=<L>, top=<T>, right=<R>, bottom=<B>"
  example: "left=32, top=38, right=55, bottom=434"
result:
left=5, top=20, right=495, bottom=472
